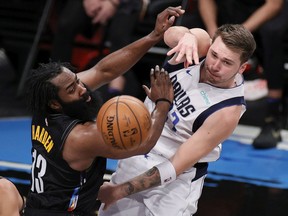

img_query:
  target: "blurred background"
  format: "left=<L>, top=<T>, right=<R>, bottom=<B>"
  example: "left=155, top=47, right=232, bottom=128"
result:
left=1, top=0, right=288, bottom=215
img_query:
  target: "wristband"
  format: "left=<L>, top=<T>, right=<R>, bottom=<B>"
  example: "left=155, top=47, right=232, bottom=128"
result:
left=155, top=161, right=176, bottom=185
left=155, top=98, right=172, bottom=106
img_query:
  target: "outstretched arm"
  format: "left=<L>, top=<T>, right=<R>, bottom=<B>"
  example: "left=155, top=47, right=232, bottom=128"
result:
left=242, top=0, right=283, bottom=32
left=78, top=6, right=185, bottom=91
left=198, top=0, right=218, bottom=37
left=98, top=105, right=243, bottom=210
left=198, top=0, right=284, bottom=34
left=64, top=66, right=174, bottom=171
left=164, top=26, right=211, bottom=68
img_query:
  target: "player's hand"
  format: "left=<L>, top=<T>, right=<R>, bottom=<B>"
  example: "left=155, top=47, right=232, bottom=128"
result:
left=151, top=6, right=185, bottom=39
left=97, top=182, right=121, bottom=210
left=143, top=65, right=173, bottom=105
left=167, top=32, right=199, bottom=68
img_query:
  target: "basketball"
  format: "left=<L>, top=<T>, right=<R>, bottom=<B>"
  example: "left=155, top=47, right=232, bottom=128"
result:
left=96, top=95, right=152, bottom=151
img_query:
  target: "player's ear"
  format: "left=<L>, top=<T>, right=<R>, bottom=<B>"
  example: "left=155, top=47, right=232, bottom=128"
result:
left=49, top=100, right=61, bottom=110
left=238, top=62, right=248, bottom=74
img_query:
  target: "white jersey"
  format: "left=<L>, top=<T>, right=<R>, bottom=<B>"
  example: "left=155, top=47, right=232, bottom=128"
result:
left=145, top=60, right=246, bottom=162
left=99, top=60, right=246, bottom=216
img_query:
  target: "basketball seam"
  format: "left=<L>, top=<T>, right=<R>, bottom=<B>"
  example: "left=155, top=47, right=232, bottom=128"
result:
left=116, top=97, right=128, bottom=150
left=121, top=100, right=143, bottom=148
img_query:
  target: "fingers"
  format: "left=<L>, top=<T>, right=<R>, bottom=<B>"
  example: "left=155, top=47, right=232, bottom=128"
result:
left=152, top=65, right=168, bottom=84
left=167, top=45, right=199, bottom=67
left=166, top=30, right=200, bottom=67
left=149, top=66, right=156, bottom=84
left=167, top=46, right=178, bottom=56
left=155, top=6, right=185, bottom=34
left=142, top=85, right=150, bottom=97
left=164, top=6, right=185, bottom=18
left=142, top=68, right=155, bottom=100
left=192, top=48, right=199, bottom=65
left=149, top=65, right=170, bottom=91
left=175, top=47, right=189, bottom=63
left=164, top=7, right=185, bottom=28
left=148, top=65, right=173, bottom=103
left=168, top=16, right=175, bottom=26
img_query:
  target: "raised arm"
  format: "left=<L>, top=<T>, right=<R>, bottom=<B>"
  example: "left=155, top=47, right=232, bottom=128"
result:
left=77, top=6, right=185, bottom=91
left=198, top=0, right=284, bottom=34
left=64, top=66, right=173, bottom=171
left=164, top=26, right=211, bottom=67
left=242, top=0, right=283, bottom=32
left=198, top=0, right=218, bottom=37
left=105, top=65, right=174, bottom=159
left=97, top=106, right=243, bottom=210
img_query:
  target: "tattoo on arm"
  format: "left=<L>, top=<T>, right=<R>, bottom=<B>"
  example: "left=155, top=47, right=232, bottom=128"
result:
left=122, top=167, right=161, bottom=196
left=145, top=167, right=161, bottom=187
left=125, top=182, right=134, bottom=195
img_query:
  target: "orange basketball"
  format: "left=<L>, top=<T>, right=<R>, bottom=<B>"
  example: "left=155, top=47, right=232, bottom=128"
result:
left=96, top=95, right=152, bottom=151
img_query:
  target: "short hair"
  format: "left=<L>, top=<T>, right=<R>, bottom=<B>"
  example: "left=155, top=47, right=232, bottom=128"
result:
left=212, top=24, right=256, bottom=63
left=25, top=62, right=76, bottom=114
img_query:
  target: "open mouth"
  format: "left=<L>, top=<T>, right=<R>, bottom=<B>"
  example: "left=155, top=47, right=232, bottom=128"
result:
left=86, top=95, right=91, bottom=102
left=82, top=92, right=91, bottom=102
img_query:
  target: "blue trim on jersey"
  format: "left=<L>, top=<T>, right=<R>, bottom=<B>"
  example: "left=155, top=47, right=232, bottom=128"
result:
left=192, top=162, right=208, bottom=182
left=163, top=57, right=206, bottom=73
left=192, top=96, right=246, bottom=132
left=163, top=61, right=184, bottom=73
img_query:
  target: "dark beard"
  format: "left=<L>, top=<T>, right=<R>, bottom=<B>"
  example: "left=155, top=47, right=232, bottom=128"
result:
left=59, top=88, right=103, bottom=121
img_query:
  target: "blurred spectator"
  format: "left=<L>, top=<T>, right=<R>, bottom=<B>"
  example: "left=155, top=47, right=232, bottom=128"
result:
left=198, top=0, right=288, bottom=149
left=85, top=0, right=144, bottom=102
left=50, top=0, right=119, bottom=62
left=50, top=0, right=143, bottom=102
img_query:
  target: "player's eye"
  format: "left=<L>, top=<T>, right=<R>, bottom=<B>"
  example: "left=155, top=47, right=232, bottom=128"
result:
left=68, top=86, right=75, bottom=93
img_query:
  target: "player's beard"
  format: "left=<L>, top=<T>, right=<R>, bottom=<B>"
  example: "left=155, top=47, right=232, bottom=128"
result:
left=59, top=87, right=103, bottom=122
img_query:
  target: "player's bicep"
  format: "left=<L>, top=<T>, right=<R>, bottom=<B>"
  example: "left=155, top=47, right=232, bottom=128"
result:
left=191, top=106, right=242, bottom=155
left=68, top=123, right=144, bottom=161
left=77, top=68, right=110, bottom=91
left=171, top=106, right=242, bottom=175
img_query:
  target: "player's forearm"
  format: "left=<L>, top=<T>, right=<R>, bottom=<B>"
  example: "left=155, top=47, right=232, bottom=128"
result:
left=243, top=0, right=283, bottom=32
left=96, top=101, right=171, bottom=159
left=165, top=26, right=210, bottom=66
left=94, top=33, right=162, bottom=82
left=198, top=0, right=218, bottom=36
left=189, top=28, right=211, bottom=57
left=164, top=26, right=191, bottom=48
left=116, top=167, right=161, bottom=199
left=138, top=102, right=171, bottom=154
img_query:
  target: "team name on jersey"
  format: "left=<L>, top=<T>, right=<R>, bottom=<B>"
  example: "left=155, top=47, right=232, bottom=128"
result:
left=32, top=125, right=54, bottom=153
left=171, top=74, right=195, bottom=117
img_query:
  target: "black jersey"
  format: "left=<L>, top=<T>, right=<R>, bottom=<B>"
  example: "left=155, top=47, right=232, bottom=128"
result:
left=25, top=113, right=106, bottom=215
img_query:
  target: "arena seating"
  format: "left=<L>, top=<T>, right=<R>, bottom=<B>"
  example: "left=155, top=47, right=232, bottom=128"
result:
left=0, top=0, right=53, bottom=96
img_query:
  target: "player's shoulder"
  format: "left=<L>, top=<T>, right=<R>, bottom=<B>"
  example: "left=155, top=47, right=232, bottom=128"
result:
left=69, top=121, right=97, bottom=139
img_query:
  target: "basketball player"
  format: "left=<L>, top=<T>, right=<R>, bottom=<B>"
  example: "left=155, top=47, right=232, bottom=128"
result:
left=22, top=6, right=184, bottom=216
left=198, top=0, right=288, bottom=149
left=0, top=177, right=25, bottom=216
left=97, top=24, right=256, bottom=215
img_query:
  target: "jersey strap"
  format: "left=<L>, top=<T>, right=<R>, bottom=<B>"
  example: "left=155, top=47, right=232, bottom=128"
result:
left=192, top=96, right=246, bottom=132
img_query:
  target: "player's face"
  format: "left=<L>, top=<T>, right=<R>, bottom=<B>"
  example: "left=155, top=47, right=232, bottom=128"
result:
left=50, top=68, right=102, bottom=121
left=202, top=37, right=247, bottom=88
